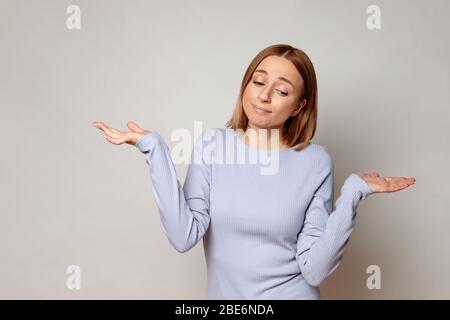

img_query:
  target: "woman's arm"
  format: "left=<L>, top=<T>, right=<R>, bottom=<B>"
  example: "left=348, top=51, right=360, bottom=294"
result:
left=295, top=148, right=415, bottom=287
left=295, top=150, right=373, bottom=286
left=92, top=121, right=214, bottom=253
left=135, top=130, right=213, bottom=253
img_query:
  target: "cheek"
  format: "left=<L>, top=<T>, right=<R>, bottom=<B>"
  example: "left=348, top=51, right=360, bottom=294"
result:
left=242, top=85, right=253, bottom=99
left=242, top=86, right=254, bottom=106
left=272, top=100, right=296, bottom=118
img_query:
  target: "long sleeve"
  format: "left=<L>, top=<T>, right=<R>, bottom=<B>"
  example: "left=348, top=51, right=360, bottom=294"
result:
left=295, top=149, right=373, bottom=286
left=135, top=130, right=213, bottom=253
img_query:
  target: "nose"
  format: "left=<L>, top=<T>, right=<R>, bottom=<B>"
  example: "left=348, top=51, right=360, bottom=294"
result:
left=257, top=86, right=271, bottom=103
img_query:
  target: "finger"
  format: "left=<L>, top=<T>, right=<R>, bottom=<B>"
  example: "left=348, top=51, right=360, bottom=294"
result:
left=98, top=122, right=120, bottom=137
left=109, top=127, right=124, bottom=134
left=387, top=178, right=404, bottom=186
left=93, top=121, right=109, bottom=134
left=103, top=133, right=128, bottom=145
left=390, top=177, right=416, bottom=185
left=385, top=177, right=411, bottom=184
left=99, top=122, right=116, bottom=135
left=92, top=121, right=107, bottom=132
left=127, top=121, right=146, bottom=133
left=393, top=184, right=412, bottom=192
left=388, top=179, right=414, bottom=192
left=95, top=122, right=122, bottom=135
left=92, top=121, right=104, bottom=130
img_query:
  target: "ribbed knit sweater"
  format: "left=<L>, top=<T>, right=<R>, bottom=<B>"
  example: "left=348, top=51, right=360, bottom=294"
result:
left=135, top=127, right=373, bottom=299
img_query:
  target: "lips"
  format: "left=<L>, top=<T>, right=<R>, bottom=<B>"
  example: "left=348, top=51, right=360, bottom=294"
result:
left=252, top=104, right=272, bottom=113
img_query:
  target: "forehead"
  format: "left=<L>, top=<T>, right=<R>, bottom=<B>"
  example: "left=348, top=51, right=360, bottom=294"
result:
left=255, top=55, right=302, bottom=87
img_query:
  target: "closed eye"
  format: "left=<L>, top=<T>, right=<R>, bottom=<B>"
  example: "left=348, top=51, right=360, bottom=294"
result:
left=252, top=81, right=288, bottom=96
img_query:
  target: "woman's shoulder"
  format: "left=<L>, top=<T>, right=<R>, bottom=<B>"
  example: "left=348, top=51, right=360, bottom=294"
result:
left=308, top=143, right=333, bottom=169
left=308, top=143, right=331, bottom=156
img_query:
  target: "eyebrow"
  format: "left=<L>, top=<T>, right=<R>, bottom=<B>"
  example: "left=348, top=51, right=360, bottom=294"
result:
left=253, top=69, right=295, bottom=89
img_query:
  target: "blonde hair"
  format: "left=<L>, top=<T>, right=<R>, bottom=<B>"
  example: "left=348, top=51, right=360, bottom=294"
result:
left=225, top=44, right=318, bottom=152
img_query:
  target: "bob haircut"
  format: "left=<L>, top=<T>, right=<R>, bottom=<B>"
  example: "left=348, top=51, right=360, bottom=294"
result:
left=225, top=44, right=318, bottom=152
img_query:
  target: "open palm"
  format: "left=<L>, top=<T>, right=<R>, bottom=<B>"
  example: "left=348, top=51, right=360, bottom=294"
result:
left=357, top=172, right=415, bottom=194
left=92, top=121, right=151, bottom=145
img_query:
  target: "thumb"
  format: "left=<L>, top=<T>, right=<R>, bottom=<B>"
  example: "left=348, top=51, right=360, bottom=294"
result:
left=127, top=121, right=146, bottom=133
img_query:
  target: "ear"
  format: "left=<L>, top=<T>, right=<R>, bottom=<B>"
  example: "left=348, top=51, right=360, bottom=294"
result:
left=290, top=99, right=307, bottom=117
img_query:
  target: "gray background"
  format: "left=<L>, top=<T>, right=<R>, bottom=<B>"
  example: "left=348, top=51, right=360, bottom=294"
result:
left=1, top=0, right=449, bottom=299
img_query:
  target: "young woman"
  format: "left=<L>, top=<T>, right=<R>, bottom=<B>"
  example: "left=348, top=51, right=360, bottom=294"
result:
left=92, top=44, right=415, bottom=299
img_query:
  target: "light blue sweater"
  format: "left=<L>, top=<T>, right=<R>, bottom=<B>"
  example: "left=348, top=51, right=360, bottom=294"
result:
left=135, top=127, right=373, bottom=299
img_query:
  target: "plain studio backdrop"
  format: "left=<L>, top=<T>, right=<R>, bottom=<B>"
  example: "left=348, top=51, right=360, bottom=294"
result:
left=1, top=0, right=449, bottom=299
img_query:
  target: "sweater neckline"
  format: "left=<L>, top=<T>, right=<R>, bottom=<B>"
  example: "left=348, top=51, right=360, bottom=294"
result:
left=227, top=128, right=301, bottom=153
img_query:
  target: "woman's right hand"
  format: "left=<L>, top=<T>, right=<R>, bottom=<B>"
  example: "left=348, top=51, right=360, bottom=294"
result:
left=92, top=121, right=152, bottom=146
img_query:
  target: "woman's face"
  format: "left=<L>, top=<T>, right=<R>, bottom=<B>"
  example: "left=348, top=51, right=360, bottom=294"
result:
left=242, top=55, right=306, bottom=131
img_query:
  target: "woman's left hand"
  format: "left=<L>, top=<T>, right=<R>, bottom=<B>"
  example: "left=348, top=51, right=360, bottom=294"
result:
left=357, top=172, right=416, bottom=193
